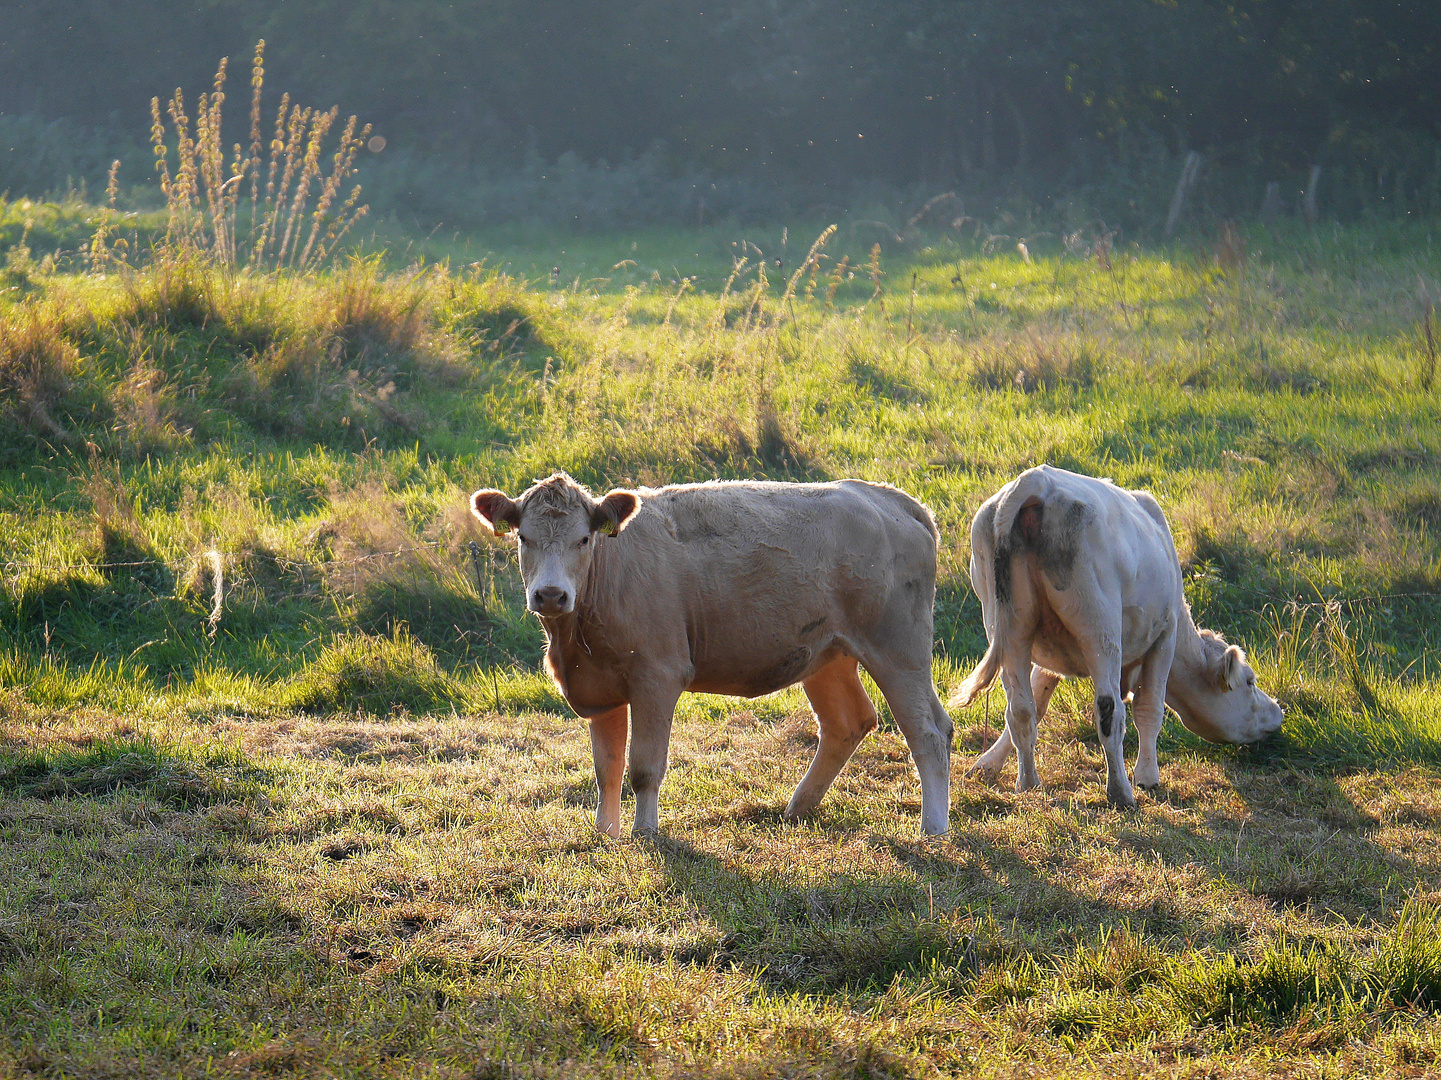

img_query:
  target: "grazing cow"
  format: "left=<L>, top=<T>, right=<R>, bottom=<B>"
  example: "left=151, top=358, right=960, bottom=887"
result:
left=951, top=465, right=1282, bottom=807
left=471, top=473, right=954, bottom=836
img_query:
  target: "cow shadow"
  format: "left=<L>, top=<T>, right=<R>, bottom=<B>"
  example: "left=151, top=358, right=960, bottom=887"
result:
left=934, top=717, right=1436, bottom=960
left=645, top=832, right=983, bottom=993
left=643, top=801, right=1233, bottom=996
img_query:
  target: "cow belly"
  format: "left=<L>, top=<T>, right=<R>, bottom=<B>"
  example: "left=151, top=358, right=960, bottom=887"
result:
left=1031, top=612, right=1090, bottom=678
left=690, top=642, right=845, bottom=698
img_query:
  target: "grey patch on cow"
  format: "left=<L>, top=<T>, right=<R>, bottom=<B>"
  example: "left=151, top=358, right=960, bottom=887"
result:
left=746, top=646, right=813, bottom=696
left=993, top=541, right=1013, bottom=604
left=1097, top=694, right=1115, bottom=739
left=671, top=516, right=725, bottom=543
left=1039, top=500, right=1088, bottom=591
left=799, top=616, right=827, bottom=635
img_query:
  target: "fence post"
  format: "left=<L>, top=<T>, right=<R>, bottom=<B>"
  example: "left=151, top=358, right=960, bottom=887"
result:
left=1165, top=151, right=1203, bottom=237
left=1302, top=165, right=1322, bottom=223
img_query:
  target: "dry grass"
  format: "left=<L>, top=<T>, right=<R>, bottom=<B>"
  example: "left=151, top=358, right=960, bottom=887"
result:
left=0, top=700, right=1436, bottom=1077
left=0, top=296, right=79, bottom=442
left=148, top=41, right=369, bottom=272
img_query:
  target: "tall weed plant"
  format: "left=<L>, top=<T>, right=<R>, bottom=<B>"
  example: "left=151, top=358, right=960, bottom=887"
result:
left=146, top=41, right=370, bottom=273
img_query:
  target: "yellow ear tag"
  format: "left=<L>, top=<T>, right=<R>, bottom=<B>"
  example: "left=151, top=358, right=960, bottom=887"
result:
left=493, top=519, right=510, bottom=535
left=600, top=519, right=617, bottom=536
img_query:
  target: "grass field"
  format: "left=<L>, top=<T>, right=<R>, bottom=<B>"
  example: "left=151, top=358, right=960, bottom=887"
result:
left=2, top=210, right=1441, bottom=1076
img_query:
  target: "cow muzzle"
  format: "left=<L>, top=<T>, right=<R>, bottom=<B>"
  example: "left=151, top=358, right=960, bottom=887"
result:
left=529, top=585, right=572, bottom=615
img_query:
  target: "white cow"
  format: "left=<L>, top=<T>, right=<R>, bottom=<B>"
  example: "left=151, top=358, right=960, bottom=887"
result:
left=952, top=465, right=1283, bottom=807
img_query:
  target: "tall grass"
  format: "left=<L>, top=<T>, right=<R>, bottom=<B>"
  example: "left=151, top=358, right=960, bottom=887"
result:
left=148, top=41, right=370, bottom=272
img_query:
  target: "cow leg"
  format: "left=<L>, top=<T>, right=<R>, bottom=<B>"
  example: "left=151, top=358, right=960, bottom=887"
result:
left=1083, top=636, right=1134, bottom=809
left=589, top=705, right=628, bottom=837
left=627, top=683, right=684, bottom=836
left=968, top=665, right=1060, bottom=778
left=867, top=668, right=953, bottom=835
left=786, top=657, right=878, bottom=822
left=1131, top=628, right=1176, bottom=791
left=1000, top=651, right=1043, bottom=793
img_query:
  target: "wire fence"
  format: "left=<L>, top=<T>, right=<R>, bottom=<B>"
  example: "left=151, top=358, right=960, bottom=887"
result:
left=0, top=540, right=455, bottom=576
left=0, top=539, right=529, bottom=659
left=7, top=542, right=1441, bottom=629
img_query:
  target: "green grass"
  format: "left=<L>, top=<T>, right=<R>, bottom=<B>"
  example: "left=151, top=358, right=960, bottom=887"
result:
left=1, top=217, right=1440, bottom=1075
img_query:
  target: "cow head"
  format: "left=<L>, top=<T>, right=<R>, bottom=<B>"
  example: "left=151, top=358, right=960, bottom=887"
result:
left=1171, top=630, right=1284, bottom=744
left=471, top=473, right=640, bottom=616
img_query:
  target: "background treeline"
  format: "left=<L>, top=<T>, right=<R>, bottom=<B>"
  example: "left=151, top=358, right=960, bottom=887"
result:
left=2, top=0, right=1438, bottom=231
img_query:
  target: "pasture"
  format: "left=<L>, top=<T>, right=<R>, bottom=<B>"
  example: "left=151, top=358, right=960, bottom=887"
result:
left=2, top=212, right=1441, bottom=1076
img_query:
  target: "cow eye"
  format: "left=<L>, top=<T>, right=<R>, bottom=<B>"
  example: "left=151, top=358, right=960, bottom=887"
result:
left=517, top=533, right=530, bottom=546
left=579, top=535, right=590, bottom=547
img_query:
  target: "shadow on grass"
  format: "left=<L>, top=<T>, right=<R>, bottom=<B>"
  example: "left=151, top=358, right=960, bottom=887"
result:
left=649, top=833, right=980, bottom=993
left=0, top=732, right=271, bottom=807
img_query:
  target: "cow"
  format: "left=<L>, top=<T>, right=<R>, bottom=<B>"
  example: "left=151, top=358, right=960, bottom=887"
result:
left=470, top=473, right=955, bottom=836
left=951, top=465, right=1282, bottom=808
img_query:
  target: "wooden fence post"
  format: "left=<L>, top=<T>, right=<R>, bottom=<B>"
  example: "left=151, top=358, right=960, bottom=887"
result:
left=1302, top=165, right=1322, bottom=223
left=1165, top=151, right=1203, bottom=237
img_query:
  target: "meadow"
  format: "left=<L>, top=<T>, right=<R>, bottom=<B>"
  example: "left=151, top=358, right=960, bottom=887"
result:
left=2, top=202, right=1440, bottom=1077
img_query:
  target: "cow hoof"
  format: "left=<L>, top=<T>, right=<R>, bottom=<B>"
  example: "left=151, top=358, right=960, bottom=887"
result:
left=631, top=825, right=660, bottom=840
left=965, top=764, right=1001, bottom=784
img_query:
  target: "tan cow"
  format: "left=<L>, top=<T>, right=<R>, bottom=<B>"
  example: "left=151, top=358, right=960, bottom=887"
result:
left=952, top=465, right=1282, bottom=807
left=471, top=473, right=954, bottom=836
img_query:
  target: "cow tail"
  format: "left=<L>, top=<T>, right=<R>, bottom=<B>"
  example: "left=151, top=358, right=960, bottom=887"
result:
left=950, top=635, right=1003, bottom=708
left=992, top=469, right=1046, bottom=553
left=950, top=467, right=1050, bottom=710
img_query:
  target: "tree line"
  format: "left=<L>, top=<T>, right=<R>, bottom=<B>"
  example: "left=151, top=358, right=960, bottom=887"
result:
left=2, top=1, right=1437, bottom=225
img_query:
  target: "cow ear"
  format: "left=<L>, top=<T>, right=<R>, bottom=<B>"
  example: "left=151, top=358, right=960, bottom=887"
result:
left=471, top=489, right=521, bottom=536
left=591, top=490, right=640, bottom=536
left=1221, top=645, right=1247, bottom=690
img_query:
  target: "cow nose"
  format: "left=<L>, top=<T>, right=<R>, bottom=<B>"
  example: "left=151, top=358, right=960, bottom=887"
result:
left=531, top=585, right=570, bottom=613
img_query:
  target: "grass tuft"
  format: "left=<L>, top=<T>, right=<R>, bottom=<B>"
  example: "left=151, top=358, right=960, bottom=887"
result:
left=0, top=296, right=80, bottom=445
left=273, top=629, right=467, bottom=714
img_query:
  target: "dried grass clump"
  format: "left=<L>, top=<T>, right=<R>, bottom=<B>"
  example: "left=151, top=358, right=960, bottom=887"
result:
left=321, top=260, right=436, bottom=382
left=0, top=298, right=81, bottom=442
left=118, top=250, right=226, bottom=330
left=968, top=333, right=1098, bottom=393
left=318, top=483, right=487, bottom=654
left=692, top=392, right=812, bottom=475
left=149, top=41, right=369, bottom=272
left=214, top=262, right=466, bottom=442
left=83, top=467, right=170, bottom=591
left=108, top=330, right=191, bottom=456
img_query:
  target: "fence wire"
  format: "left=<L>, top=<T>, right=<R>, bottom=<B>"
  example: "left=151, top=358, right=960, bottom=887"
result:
left=0, top=540, right=531, bottom=664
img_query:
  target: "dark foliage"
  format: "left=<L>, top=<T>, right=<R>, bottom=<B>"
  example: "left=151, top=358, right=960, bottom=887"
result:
left=0, top=2, right=1438, bottom=228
